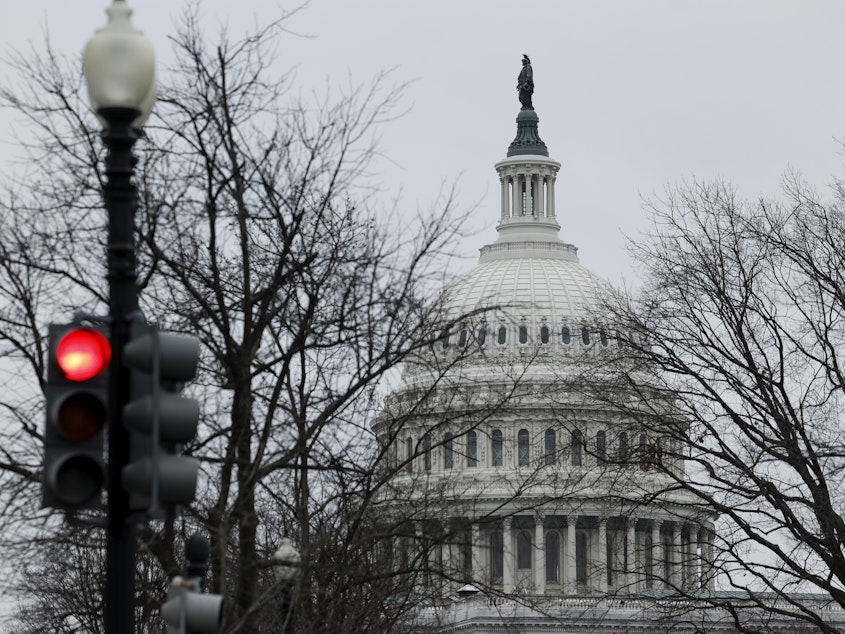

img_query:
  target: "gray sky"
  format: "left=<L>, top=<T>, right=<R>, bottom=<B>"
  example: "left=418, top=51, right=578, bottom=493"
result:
left=2, top=0, right=844, bottom=288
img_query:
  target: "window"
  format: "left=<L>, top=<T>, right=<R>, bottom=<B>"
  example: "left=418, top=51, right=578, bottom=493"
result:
left=518, top=429, right=530, bottom=466
left=644, top=533, right=654, bottom=588
left=561, top=325, right=571, bottom=345
left=596, top=430, right=606, bottom=464
left=581, top=326, right=591, bottom=345
left=458, top=328, right=468, bottom=347
left=477, top=327, right=486, bottom=346
left=517, top=530, right=532, bottom=569
left=544, top=429, right=556, bottom=465
left=492, top=429, right=503, bottom=466
left=444, top=432, right=453, bottom=469
left=639, top=434, right=648, bottom=471
left=497, top=326, right=507, bottom=344
left=441, top=331, right=450, bottom=349
left=519, top=325, right=528, bottom=344
left=600, top=330, right=608, bottom=347
left=406, top=437, right=413, bottom=473
left=490, top=530, right=504, bottom=583
left=571, top=430, right=583, bottom=466
left=546, top=531, right=560, bottom=584
left=615, top=329, right=624, bottom=349
left=540, top=325, right=549, bottom=344
left=467, top=430, right=477, bottom=467
left=618, top=431, right=629, bottom=463
left=424, top=433, right=432, bottom=471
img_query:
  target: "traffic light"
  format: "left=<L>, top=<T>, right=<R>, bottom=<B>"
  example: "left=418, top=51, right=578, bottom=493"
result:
left=43, top=324, right=112, bottom=510
left=121, top=321, right=200, bottom=515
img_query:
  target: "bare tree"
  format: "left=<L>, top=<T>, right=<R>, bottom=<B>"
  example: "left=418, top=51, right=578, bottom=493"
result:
left=0, top=9, right=479, bottom=633
left=589, top=176, right=845, bottom=632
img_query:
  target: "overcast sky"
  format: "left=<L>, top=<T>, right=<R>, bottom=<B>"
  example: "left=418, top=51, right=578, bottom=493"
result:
left=2, top=0, right=844, bottom=289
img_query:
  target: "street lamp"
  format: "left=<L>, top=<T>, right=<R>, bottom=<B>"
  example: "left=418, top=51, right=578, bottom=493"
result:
left=273, top=538, right=301, bottom=634
left=83, top=0, right=156, bottom=128
left=82, top=1, right=155, bottom=632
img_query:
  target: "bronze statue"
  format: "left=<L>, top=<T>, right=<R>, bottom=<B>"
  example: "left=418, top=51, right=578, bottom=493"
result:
left=517, top=54, right=534, bottom=109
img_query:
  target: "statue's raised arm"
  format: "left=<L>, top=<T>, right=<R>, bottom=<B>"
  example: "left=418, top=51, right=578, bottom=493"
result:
left=517, top=54, right=534, bottom=110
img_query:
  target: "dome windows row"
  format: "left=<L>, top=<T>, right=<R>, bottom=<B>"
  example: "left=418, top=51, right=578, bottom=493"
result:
left=431, top=324, right=641, bottom=352
left=396, top=428, right=674, bottom=473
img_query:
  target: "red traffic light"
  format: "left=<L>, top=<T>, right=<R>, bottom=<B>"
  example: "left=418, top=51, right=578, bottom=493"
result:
left=56, top=328, right=112, bottom=381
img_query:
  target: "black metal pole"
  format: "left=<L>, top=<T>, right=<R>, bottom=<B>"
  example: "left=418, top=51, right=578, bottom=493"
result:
left=280, top=580, right=294, bottom=634
left=101, top=105, right=142, bottom=634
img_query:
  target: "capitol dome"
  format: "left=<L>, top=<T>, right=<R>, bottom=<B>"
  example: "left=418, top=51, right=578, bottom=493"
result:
left=375, top=76, right=713, bottom=615
left=411, top=123, right=629, bottom=376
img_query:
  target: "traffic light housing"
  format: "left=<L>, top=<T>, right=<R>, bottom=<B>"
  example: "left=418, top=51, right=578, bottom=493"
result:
left=122, top=322, right=200, bottom=515
left=43, top=324, right=112, bottom=510
left=162, top=577, right=224, bottom=634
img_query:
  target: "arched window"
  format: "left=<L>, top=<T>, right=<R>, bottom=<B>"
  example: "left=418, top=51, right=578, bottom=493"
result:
left=639, top=434, right=648, bottom=471
left=561, top=325, right=571, bottom=345
left=497, top=326, right=507, bottom=344
left=518, top=429, right=530, bottom=466
left=546, top=531, right=560, bottom=584
left=441, top=331, right=450, bottom=349
left=424, top=433, right=432, bottom=471
left=618, top=431, right=629, bottom=463
left=458, top=328, right=468, bottom=347
left=581, top=326, right=591, bottom=345
left=517, top=530, right=532, bottom=569
left=544, top=428, right=556, bottom=465
left=467, top=430, right=477, bottom=467
left=477, top=327, right=487, bottom=346
left=600, top=330, right=608, bottom=347
left=444, top=432, right=453, bottom=469
left=596, top=430, right=606, bottom=464
left=571, top=430, right=583, bottom=466
left=405, top=437, right=413, bottom=473
left=519, top=325, right=528, bottom=344
left=492, top=429, right=503, bottom=466
left=540, top=325, right=550, bottom=344
left=615, top=329, right=624, bottom=349
left=490, top=530, right=504, bottom=584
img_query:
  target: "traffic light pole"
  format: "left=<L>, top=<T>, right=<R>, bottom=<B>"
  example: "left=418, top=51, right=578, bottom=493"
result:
left=102, top=106, right=142, bottom=634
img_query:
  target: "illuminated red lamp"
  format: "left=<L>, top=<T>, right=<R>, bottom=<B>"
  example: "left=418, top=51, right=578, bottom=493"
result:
left=56, top=329, right=112, bottom=382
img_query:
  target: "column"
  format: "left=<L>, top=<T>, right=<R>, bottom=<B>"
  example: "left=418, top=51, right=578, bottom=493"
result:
left=392, top=533, right=401, bottom=573
left=702, top=528, right=715, bottom=590
left=547, top=175, right=556, bottom=217
left=500, top=176, right=509, bottom=219
left=671, top=523, right=682, bottom=589
left=537, top=174, right=546, bottom=217
left=651, top=520, right=662, bottom=590
left=471, top=522, right=484, bottom=585
left=598, top=517, right=608, bottom=594
left=625, top=518, right=637, bottom=593
left=681, top=524, right=692, bottom=591
left=534, top=513, right=546, bottom=594
left=511, top=172, right=520, bottom=217
left=525, top=174, right=537, bottom=216
left=503, top=517, right=514, bottom=593
left=565, top=515, right=577, bottom=594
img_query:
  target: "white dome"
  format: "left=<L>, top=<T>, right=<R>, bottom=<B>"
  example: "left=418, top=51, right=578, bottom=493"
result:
left=440, top=247, right=620, bottom=328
